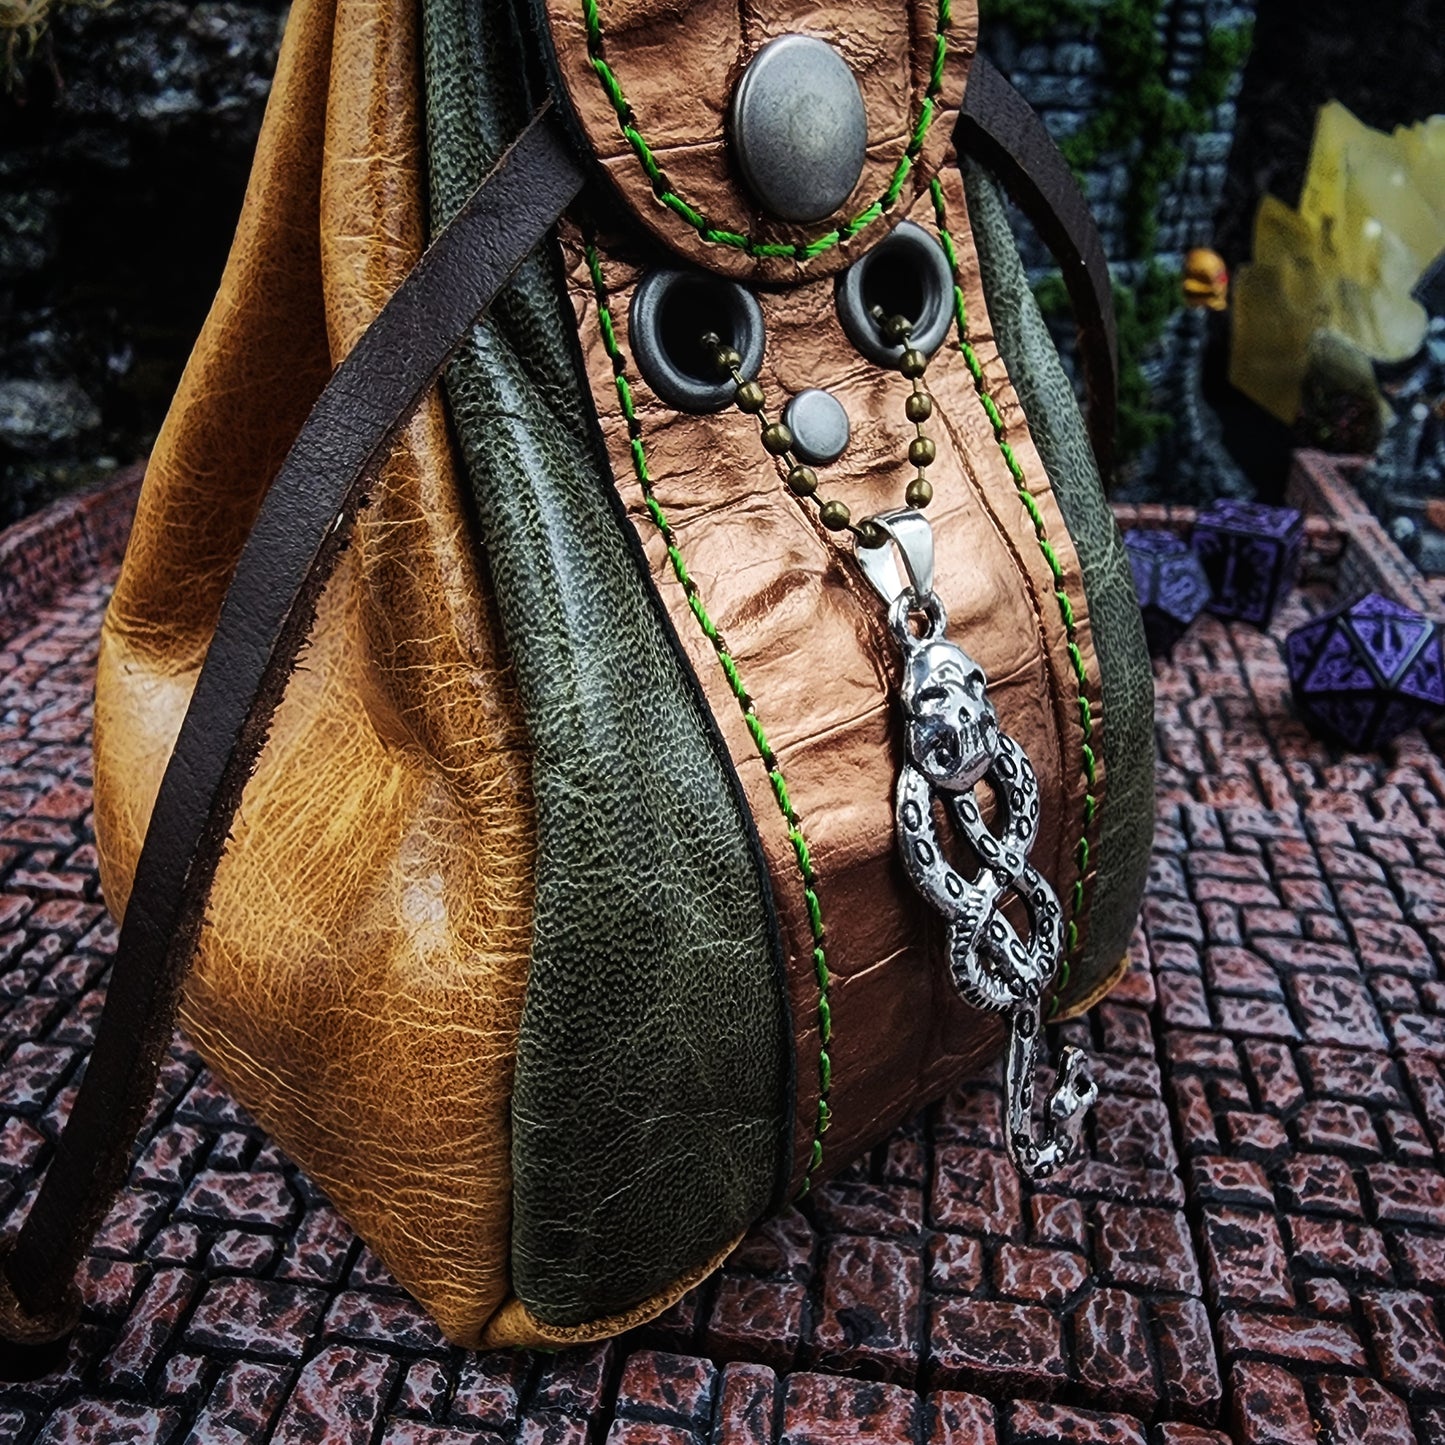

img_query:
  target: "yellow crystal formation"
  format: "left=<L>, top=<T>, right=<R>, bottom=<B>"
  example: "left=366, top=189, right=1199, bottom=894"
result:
left=1231, top=102, right=1445, bottom=425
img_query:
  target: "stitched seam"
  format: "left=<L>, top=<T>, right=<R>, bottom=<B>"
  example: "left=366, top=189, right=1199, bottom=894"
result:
left=584, top=241, right=833, bottom=1191
left=579, top=0, right=952, bottom=260
left=928, top=177, right=1097, bottom=1009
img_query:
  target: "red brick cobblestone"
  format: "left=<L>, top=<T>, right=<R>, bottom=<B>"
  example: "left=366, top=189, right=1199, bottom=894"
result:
left=7, top=501, right=1445, bottom=1439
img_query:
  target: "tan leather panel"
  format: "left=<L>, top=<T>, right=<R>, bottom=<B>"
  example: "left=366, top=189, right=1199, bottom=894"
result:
left=541, top=0, right=976, bottom=282
left=93, top=0, right=536, bottom=1347
left=567, top=158, right=1105, bottom=1197
left=94, top=0, right=336, bottom=683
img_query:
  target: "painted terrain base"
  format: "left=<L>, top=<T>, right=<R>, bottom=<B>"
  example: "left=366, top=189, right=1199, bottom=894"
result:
left=4, top=483, right=1445, bottom=1442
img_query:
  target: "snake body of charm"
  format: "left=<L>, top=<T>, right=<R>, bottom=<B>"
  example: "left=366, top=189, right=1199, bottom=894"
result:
left=860, top=511, right=1098, bottom=1180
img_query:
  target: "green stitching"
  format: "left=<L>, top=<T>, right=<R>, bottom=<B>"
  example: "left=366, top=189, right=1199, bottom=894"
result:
left=580, top=0, right=953, bottom=261
left=928, top=178, right=1099, bottom=1014
left=584, top=241, right=834, bottom=1193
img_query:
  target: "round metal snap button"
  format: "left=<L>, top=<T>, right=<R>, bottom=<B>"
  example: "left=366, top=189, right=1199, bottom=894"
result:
left=729, top=34, right=868, bottom=223
left=782, top=388, right=851, bottom=464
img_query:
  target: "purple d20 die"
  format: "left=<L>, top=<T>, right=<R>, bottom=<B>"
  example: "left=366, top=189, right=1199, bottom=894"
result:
left=1286, top=592, right=1445, bottom=751
left=1192, top=499, right=1304, bottom=626
left=1125, top=529, right=1212, bottom=658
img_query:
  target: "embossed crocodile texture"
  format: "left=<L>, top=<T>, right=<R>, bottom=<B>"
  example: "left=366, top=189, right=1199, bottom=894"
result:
left=964, top=160, right=1154, bottom=1007
left=425, top=0, right=792, bottom=1331
left=538, top=0, right=977, bottom=283
left=92, top=0, right=538, bottom=1348
left=569, top=158, right=1108, bottom=1204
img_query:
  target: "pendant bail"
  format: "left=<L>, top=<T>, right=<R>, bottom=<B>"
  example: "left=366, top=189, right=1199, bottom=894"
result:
left=854, top=509, right=936, bottom=608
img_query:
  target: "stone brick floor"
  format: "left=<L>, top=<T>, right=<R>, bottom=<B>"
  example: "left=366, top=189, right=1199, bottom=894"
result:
left=6, top=555, right=1445, bottom=1442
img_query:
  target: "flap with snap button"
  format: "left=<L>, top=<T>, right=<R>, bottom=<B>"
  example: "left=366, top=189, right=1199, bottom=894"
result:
left=536, top=0, right=977, bottom=283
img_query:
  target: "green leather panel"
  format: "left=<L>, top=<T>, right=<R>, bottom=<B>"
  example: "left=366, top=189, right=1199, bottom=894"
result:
left=423, top=0, right=792, bottom=1328
left=963, top=160, right=1154, bottom=1002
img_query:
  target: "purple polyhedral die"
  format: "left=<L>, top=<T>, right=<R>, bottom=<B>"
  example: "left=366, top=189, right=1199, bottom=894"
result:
left=1125, top=528, right=1212, bottom=659
left=1192, top=499, right=1303, bottom=626
left=1286, top=592, right=1445, bottom=751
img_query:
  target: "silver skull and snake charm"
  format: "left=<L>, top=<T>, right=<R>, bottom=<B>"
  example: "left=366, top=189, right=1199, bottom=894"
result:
left=857, top=510, right=1098, bottom=1181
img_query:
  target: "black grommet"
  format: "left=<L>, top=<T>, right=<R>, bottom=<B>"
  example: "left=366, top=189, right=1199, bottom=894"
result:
left=834, top=220, right=954, bottom=368
left=630, top=268, right=766, bottom=413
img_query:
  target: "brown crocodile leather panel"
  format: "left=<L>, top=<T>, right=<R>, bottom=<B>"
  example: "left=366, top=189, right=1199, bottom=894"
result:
left=540, top=0, right=976, bottom=282
left=567, top=161, right=1106, bottom=1199
left=91, top=0, right=536, bottom=1347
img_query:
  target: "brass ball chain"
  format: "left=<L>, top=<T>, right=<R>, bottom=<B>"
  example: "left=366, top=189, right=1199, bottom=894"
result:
left=702, top=310, right=938, bottom=551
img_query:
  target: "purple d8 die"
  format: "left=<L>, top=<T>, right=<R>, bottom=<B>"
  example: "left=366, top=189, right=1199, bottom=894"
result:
left=1192, top=499, right=1303, bottom=626
left=1286, top=592, right=1445, bottom=751
left=1125, top=529, right=1212, bottom=659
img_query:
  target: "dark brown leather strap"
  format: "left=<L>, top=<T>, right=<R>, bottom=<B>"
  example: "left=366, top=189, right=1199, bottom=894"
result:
left=957, top=55, right=1119, bottom=484
left=0, top=105, right=584, bottom=1365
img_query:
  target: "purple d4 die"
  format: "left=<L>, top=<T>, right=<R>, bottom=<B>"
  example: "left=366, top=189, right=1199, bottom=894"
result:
left=1286, top=592, right=1445, bottom=751
left=1125, top=529, right=1212, bottom=658
left=1192, top=499, right=1303, bottom=626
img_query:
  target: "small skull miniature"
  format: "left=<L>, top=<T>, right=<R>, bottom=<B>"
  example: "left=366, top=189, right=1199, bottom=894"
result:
left=899, top=637, right=999, bottom=793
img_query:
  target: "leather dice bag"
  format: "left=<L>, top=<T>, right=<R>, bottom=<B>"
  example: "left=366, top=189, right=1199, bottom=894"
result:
left=0, top=0, right=1154, bottom=1361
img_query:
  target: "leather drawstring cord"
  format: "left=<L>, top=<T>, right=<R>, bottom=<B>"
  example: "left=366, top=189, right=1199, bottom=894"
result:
left=957, top=55, right=1119, bottom=485
left=0, top=104, right=584, bottom=1375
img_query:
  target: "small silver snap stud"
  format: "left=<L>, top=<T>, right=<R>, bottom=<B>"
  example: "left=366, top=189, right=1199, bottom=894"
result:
left=782, top=388, right=851, bottom=464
